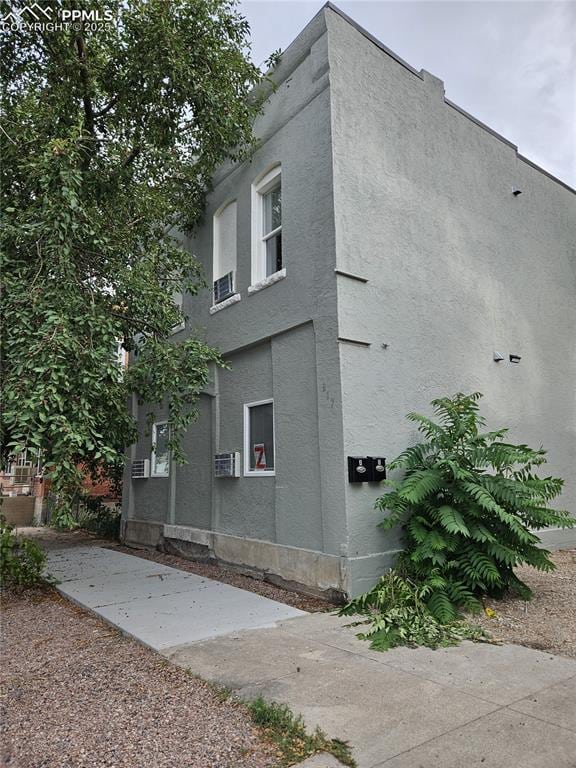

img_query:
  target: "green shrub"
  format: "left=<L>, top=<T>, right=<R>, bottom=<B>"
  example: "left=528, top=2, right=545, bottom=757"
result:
left=340, top=393, right=574, bottom=651
left=77, top=495, right=121, bottom=541
left=377, top=392, right=574, bottom=621
left=47, top=491, right=121, bottom=540
left=0, top=516, right=46, bottom=589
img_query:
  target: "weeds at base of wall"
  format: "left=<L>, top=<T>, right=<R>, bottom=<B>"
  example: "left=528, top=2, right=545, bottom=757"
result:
left=79, top=501, right=121, bottom=541
left=248, top=696, right=356, bottom=767
left=47, top=492, right=121, bottom=541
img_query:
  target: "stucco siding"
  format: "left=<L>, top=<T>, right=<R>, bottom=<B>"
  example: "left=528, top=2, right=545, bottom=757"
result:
left=215, top=340, right=277, bottom=541
left=123, top=12, right=348, bottom=577
left=131, top=404, right=170, bottom=523
left=326, top=8, right=576, bottom=572
left=179, top=25, right=337, bottom=359
left=174, top=394, right=213, bottom=529
left=272, top=323, right=324, bottom=551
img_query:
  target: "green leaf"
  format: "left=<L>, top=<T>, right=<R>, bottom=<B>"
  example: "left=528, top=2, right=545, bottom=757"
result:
left=398, top=469, right=444, bottom=504
left=436, top=506, right=470, bottom=537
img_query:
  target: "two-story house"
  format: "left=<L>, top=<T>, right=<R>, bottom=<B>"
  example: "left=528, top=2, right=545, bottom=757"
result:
left=121, top=3, right=576, bottom=598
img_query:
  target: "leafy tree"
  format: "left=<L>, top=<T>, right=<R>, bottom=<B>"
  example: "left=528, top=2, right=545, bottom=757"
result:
left=375, top=393, right=574, bottom=622
left=1, top=1, right=266, bottom=523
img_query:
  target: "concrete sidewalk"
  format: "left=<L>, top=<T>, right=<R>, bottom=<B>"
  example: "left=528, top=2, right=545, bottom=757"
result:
left=166, top=612, right=576, bottom=767
left=46, top=546, right=305, bottom=649
left=46, top=545, right=576, bottom=767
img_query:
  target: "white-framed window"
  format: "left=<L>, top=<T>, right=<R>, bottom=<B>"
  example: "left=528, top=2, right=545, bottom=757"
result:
left=115, top=340, right=129, bottom=370
left=151, top=421, right=170, bottom=477
left=243, top=399, right=275, bottom=476
left=251, top=165, right=282, bottom=284
left=213, top=200, right=238, bottom=303
left=171, top=291, right=185, bottom=334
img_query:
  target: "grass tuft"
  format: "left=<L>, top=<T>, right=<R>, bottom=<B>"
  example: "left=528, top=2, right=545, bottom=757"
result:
left=247, top=696, right=356, bottom=766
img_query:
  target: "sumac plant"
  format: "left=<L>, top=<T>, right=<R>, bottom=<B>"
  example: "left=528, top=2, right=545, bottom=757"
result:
left=343, top=393, right=574, bottom=635
left=380, top=393, right=574, bottom=620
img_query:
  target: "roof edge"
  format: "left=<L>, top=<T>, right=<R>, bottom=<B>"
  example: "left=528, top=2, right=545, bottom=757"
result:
left=323, top=2, right=575, bottom=195
left=324, top=1, right=422, bottom=80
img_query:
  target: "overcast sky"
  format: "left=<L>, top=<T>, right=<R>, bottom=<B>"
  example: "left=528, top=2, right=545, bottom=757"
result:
left=239, top=0, right=575, bottom=188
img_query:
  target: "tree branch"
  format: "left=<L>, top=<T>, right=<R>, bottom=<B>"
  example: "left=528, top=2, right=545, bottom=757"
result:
left=108, top=311, right=161, bottom=335
left=123, top=146, right=141, bottom=168
left=75, top=33, right=95, bottom=138
left=94, top=95, right=119, bottom=119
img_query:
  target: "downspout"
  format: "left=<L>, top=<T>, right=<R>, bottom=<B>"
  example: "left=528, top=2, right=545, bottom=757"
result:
left=210, top=365, right=220, bottom=535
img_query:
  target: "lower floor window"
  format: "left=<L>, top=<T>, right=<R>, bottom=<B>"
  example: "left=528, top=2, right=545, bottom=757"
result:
left=151, top=421, right=170, bottom=476
left=244, top=400, right=275, bottom=475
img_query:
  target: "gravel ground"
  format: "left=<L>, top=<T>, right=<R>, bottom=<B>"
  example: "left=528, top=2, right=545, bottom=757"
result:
left=473, top=549, right=576, bottom=658
left=111, top=544, right=335, bottom=613
left=1, top=587, right=280, bottom=768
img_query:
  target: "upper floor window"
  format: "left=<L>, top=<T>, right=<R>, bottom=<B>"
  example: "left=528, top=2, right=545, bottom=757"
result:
left=213, top=200, right=237, bottom=303
left=171, top=291, right=185, bottom=333
left=151, top=421, right=170, bottom=477
left=251, top=166, right=282, bottom=284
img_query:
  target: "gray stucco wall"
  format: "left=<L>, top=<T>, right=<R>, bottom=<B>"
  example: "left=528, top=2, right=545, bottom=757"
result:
left=123, top=5, right=575, bottom=597
left=174, top=394, right=213, bottom=529
left=128, top=402, right=170, bottom=524
left=124, top=10, right=349, bottom=571
left=326, top=8, right=576, bottom=593
left=207, top=324, right=328, bottom=551
left=214, top=340, right=276, bottom=543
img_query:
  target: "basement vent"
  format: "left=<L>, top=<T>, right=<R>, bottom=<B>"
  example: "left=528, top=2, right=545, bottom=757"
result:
left=213, top=271, right=235, bottom=304
left=131, top=459, right=150, bottom=479
left=214, top=452, right=240, bottom=478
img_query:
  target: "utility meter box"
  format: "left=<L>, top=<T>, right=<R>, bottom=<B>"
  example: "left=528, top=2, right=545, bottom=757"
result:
left=347, top=456, right=386, bottom=482
left=348, top=456, right=370, bottom=483
left=368, top=456, right=386, bottom=481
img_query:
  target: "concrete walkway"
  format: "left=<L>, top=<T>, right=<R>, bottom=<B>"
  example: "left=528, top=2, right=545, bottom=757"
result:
left=46, top=546, right=305, bottom=649
left=46, top=545, right=576, bottom=767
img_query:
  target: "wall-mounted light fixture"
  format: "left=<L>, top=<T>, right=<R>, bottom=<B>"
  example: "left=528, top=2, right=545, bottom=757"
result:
left=512, top=187, right=522, bottom=196
left=493, top=351, right=504, bottom=362
left=509, top=354, right=522, bottom=364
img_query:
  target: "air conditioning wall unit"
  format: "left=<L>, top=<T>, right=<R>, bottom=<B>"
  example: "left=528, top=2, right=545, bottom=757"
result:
left=214, top=452, right=240, bottom=478
left=12, top=464, right=33, bottom=484
left=213, top=271, right=235, bottom=304
left=131, top=459, right=150, bottom=479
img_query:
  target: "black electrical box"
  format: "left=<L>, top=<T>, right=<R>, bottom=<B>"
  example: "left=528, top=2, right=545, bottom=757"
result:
left=368, top=456, right=386, bottom=481
left=347, top=456, right=386, bottom=482
left=348, top=456, right=370, bottom=483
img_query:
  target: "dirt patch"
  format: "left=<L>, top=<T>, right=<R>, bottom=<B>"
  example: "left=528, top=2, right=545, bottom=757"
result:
left=112, top=544, right=335, bottom=614
left=0, top=587, right=279, bottom=768
left=472, top=550, right=576, bottom=659
left=15, top=526, right=112, bottom=551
